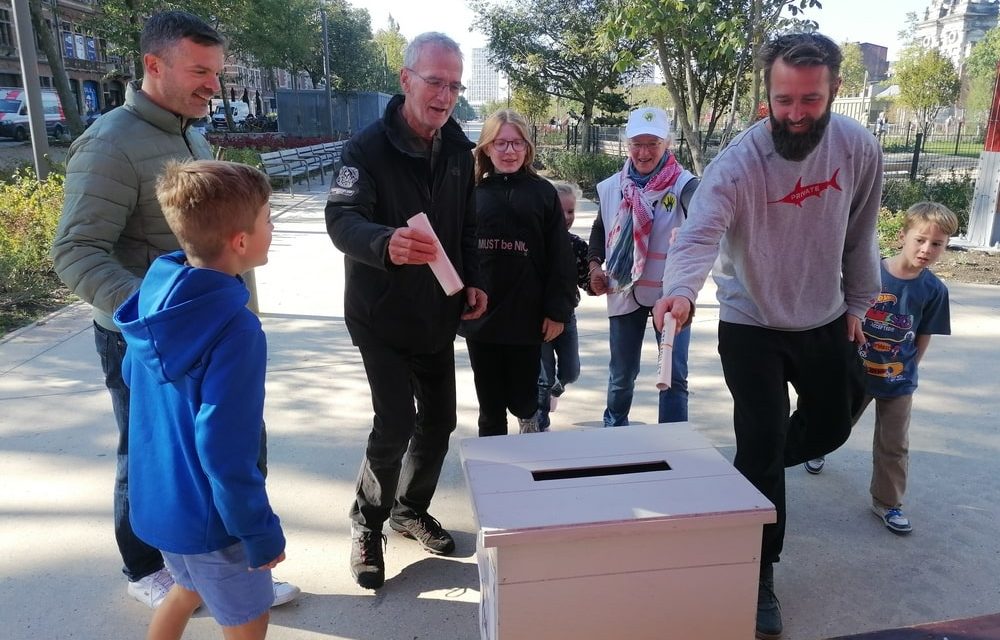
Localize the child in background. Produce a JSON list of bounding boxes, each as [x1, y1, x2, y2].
[[805, 201, 958, 536], [115, 160, 289, 639], [537, 181, 591, 431]]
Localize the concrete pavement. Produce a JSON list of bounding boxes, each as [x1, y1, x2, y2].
[[2, 184, 999, 640]]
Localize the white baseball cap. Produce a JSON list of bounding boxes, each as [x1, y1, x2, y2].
[[626, 107, 670, 139]]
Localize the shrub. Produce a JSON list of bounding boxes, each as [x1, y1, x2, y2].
[[0, 170, 70, 333], [876, 207, 906, 256], [881, 170, 974, 233], [538, 150, 624, 194]]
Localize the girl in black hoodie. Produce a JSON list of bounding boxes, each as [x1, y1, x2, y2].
[[461, 109, 576, 436]]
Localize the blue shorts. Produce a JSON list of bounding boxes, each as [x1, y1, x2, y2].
[[162, 543, 274, 627]]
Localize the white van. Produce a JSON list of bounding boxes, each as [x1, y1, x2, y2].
[[212, 101, 251, 129], [0, 88, 67, 140]]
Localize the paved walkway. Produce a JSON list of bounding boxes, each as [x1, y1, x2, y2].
[[2, 184, 999, 639]]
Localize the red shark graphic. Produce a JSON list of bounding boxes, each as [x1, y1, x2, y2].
[[768, 168, 841, 207]]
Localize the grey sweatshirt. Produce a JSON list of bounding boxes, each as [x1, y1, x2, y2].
[[662, 114, 882, 330]]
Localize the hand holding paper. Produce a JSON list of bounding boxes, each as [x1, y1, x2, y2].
[[655, 314, 677, 390], [406, 212, 464, 296]]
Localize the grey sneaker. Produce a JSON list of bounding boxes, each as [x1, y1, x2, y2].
[[350, 529, 386, 589], [389, 512, 456, 555], [756, 563, 782, 639], [271, 580, 301, 606], [872, 504, 913, 534], [804, 457, 825, 475], [126, 567, 174, 609], [518, 415, 540, 434]]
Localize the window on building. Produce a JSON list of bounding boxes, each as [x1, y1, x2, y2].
[[0, 9, 14, 48]]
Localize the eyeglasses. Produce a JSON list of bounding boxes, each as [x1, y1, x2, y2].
[[491, 139, 527, 152], [628, 141, 664, 152], [405, 68, 466, 95]]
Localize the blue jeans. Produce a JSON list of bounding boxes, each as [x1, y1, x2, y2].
[[536, 314, 581, 430], [603, 306, 691, 427], [93, 323, 164, 582]]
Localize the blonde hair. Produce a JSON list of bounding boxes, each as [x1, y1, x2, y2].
[[474, 109, 537, 184], [551, 180, 582, 201], [156, 160, 271, 262], [904, 201, 959, 237]]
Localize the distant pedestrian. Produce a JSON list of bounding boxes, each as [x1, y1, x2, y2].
[[804, 202, 958, 537], [115, 160, 290, 639]]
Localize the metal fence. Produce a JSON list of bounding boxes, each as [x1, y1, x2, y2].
[[539, 122, 984, 181]]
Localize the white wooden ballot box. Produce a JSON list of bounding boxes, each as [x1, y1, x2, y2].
[[459, 423, 776, 640]]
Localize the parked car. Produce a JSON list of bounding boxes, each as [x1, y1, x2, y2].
[[0, 87, 67, 140], [211, 102, 250, 129]]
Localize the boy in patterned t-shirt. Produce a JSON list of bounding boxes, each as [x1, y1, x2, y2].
[[806, 202, 958, 535]]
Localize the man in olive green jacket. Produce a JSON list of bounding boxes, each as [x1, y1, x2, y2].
[[51, 11, 298, 612]]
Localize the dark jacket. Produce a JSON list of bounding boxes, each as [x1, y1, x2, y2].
[[461, 170, 576, 345], [114, 252, 284, 568], [325, 95, 479, 353]]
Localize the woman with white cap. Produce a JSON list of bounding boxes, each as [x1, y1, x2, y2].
[[588, 107, 699, 427]]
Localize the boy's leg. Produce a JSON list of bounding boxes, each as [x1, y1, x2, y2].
[[505, 344, 543, 421], [871, 395, 913, 508], [553, 314, 581, 386], [221, 612, 269, 640], [146, 584, 202, 640], [658, 323, 691, 423], [537, 340, 557, 430]]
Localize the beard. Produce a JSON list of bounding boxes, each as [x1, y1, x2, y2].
[[769, 105, 832, 161]]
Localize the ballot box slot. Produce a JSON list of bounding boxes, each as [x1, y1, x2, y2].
[[531, 460, 671, 481]]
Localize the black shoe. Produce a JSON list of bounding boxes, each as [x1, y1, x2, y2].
[[389, 512, 456, 555], [756, 564, 782, 639], [350, 529, 386, 589]]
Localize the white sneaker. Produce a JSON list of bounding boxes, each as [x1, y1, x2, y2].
[[127, 567, 174, 609], [272, 580, 301, 607]]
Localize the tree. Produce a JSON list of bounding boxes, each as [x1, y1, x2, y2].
[[839, 42, 867, 97], [319, 1, 389, 91], [964, 26, 1000, 121], [452, 96, 477, 122], [894, 47, 960, 139], [511, 83, 550, 126], [605, 0, 820, 173], [28, 0, 85, 136], [472, 0, 646, 153], [374, 16, 407, 95]]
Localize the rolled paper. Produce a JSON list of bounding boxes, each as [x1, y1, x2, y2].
[[549, 394, 558, 412], [655, 315, 677, 390], [406, 212, 464, 296]]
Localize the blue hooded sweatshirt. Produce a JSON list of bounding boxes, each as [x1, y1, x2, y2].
[[114, 251, 284, 568]]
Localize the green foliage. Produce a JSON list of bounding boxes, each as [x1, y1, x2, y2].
[[373, 16, 407, 95], [880, 171, 974, 233], [511, 84, 552, 126], [0, 171, 69, 333], [539, 150, 623, 194], [876, 207, 906, 256], [894, 48, 961, 138], [839, 43, 867, 96]]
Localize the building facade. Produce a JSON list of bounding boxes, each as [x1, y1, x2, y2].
[[915, 0, 1000, 72], [467, 47, 502, 108]]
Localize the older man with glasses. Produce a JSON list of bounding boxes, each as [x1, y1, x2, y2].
[[325, 32, 487, 590], [587, 107, 699, 428]]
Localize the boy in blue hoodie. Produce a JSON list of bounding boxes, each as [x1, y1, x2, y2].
[[115, 160, 285, 639]]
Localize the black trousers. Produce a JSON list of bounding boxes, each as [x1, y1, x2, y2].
[[350, 342, 457, 531], [466, 340, 541, 437], [718, 315, 866, 565]]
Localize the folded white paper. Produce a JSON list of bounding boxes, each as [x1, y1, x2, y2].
[[655, 315, 677, 390], [406, 212, 464, 296]]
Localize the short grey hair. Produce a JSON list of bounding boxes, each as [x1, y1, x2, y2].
[[403, 32, 463, 68]]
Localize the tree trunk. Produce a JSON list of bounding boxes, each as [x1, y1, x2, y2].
[[581, 100, 594, 154], [220, 76, 235, 130], [656, 38, 705, 174], [27, 0, 85, 137]]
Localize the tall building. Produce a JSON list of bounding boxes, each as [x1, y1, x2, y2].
[[468, 47, 502, 107], [914, 0, 1000, 72]]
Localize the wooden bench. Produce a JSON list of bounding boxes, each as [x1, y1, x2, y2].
[[259, 150, 311, 195]]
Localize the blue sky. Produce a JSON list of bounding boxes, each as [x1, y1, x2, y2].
[[358, 0, 932, 76]]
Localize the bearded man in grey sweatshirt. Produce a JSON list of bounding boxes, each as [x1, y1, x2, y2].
[[654, 33, 881, 640]]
